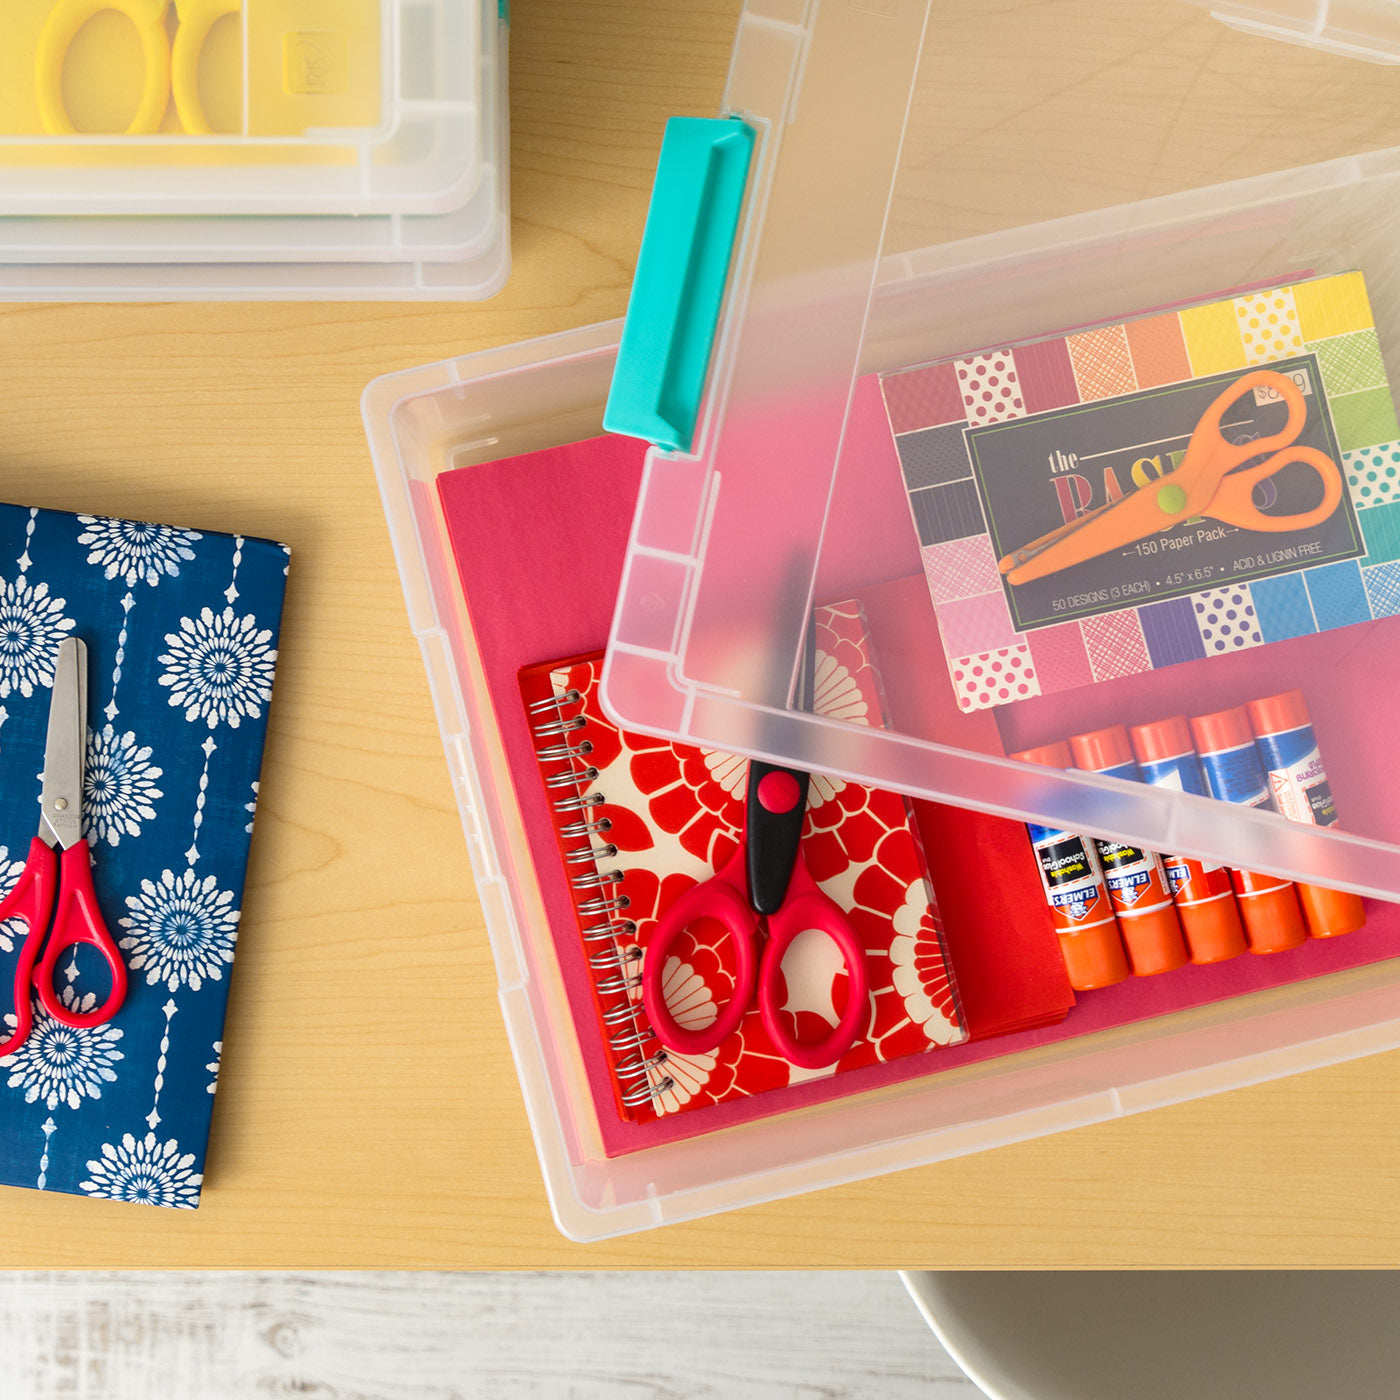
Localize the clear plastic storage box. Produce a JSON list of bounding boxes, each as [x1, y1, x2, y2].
[[0, 0, 492, 216], [603, 0, 1400, 900], [0, 0, 509, 300], [365, 0, 1400, 1239]]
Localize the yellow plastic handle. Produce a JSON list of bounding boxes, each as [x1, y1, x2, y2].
[[170, 0, 242, 135], [36, 0, 174, 136]]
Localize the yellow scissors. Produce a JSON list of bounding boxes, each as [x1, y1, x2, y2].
[[37, 0, 241, 135], [999, 369, 1345, 586]]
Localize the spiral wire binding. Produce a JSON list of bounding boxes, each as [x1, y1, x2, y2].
[[532, 681, 673, 1109]]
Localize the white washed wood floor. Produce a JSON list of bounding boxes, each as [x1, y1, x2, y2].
[[0, 1272, 979, 1399]]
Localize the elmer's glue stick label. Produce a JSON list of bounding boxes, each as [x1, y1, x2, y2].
[[1246, 690, 1366, 938], [1012, 741, 1128, 990], [1025, 822, 1128, 989], [1189, 707, 1307, 954], [1128, 716, 1247, 964], [1067, 726, 1187, 976]]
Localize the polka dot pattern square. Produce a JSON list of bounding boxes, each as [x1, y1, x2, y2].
[[950, 645, 1040, 712], [1192, 584, 1263, 655], [1235, 287, 1303, 365], [953, 352, 1025, 426], [1344, 441, 1400, 510]]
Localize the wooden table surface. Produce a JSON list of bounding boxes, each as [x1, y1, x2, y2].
[[3, 0, 1400, 1266]]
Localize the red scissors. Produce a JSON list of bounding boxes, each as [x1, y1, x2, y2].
[[999, 369, 1345, 585], [640, 626, 869, 1070], [0, 638, 127, 1058]]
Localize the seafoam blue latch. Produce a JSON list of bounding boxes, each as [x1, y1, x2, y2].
[[603, 115, 756, 454]]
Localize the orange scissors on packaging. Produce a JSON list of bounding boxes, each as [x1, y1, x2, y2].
[[999, 368, 1345, 586]]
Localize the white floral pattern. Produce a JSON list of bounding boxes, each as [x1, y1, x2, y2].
[[79, 1131, 202, 1209], [158, 607, 277, 729], [0, 844, 25, 955], [0, 575, 75, 699], [76, 516, 202, 588], [118, 868, 241, 992], [0, 985, 124, 1111], [206, 1041, 221, 1095], [84, 725, 164, 848]]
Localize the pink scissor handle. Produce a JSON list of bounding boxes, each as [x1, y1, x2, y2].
[[757, 860, 870, 1070], [0, 838, 59, 1058], [641, 849, 759, 1058], [35, 843, 127, 1031]]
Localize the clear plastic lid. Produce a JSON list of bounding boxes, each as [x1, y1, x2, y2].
[[603, 0, 1400, 899], [0, 0, 493, 216]]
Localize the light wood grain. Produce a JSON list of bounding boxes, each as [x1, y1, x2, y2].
[[2, 0, 1400, 1265], [0, 1272, 974, 1399]]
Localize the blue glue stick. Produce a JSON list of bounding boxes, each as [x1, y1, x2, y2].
[[1189, 706, 1307, 954], [1245, 690, 1366, 938]]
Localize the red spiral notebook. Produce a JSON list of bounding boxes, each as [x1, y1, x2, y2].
[[519, 601, 967, 1125]]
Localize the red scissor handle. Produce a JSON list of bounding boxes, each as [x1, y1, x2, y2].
[[757, 860, 869, 1070], [0, 837, 59, 1058], [641, 848, 759, 1058], [35, 843, 128, 1030]]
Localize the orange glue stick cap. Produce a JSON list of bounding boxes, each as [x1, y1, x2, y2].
[[1188, 705, 1255, 755], [1245, 688, 1310, 736], [1067, 724, 1134, 773], [1011, 740, 1073, 769], [1128, 714, 1194, 766]]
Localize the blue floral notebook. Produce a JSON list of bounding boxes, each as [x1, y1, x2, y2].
[[0, 504, 287, 1209]]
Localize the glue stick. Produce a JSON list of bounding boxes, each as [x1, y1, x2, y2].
[[1126, 716, 1248, 964], [1066, 726, 1189, 976], [1189, 707, 1307, 954], [1245, 690, 1366, 939], [1011, 742, 1128, 990]]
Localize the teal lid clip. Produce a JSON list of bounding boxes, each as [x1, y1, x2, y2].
[[604, 116, 756, 454]]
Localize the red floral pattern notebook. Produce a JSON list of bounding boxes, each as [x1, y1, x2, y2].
[[519, 602, 966, 1125]]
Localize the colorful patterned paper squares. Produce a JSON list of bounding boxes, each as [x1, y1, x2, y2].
[[1180, 298, 1248, 377], [909, 478, 985, 547], [1015, 337, 1080, 414], [1138, 596, 1206, 667], [1236, 287, 1303, 365], [1250, 572, 1317, 643], [935, 590, 1018, 657], [1330, 387, 1400, 452], [1344, 442, 1400, 510], [882, 360, 965, 433], [920, 536, 1001, 605], [1192, 584, 1262, 655], [1360, 499, 1400, 565], [1304, 560, 1370, 630], [1026, 621, 1094, 693], [1082, 609, 1151, 682], [1293, 270, 1374, 343], [950, 645, 1040, 712], [1313, 329, 1388, 398], [1066, 325, 1137, 401], [953, 352, 1026, 425], [1362, 561, 1400, 620], [896, 423, 973, 490], [1125, 312, 1191, 388]]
